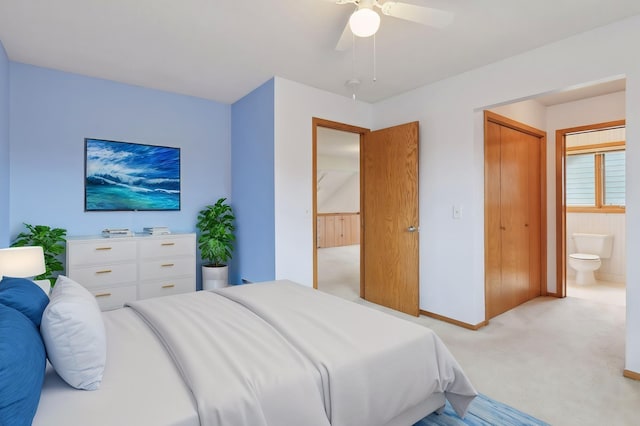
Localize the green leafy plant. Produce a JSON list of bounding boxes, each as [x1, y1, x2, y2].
[[11, 223, 67, 284], [196, 198, 236, 267]]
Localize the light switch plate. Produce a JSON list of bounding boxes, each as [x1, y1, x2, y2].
[[453, 205, 462, 219]]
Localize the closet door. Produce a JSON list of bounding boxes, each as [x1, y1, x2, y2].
[[485, 112, 544, 320], [500, 126, 533, 309]]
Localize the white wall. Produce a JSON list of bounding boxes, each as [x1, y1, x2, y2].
[[317, 154, 359, 171], [273, 77, 372, 286], [318, 171, 359, 213], [489, 99, 548, 130], [317, 153, 360, 213], [371, 15, 640, 373]]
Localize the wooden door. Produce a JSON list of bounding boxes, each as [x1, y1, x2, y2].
[[340, 215, 352, 245], [362, 122, 419, 316], [316, 216, 325, 248], [350, 214, 360, 245], [485, 111, 545, 319], [335, 215, 346, 246], [500, 126, 533, 309], [323, 215, 338, 247]]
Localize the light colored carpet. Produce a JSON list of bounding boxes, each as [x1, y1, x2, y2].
[[317, 246, 640, 426]]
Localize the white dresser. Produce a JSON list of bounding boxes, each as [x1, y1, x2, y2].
[[66, 233, 196, 311]]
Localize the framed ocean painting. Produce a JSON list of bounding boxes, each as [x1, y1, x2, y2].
[[85, 138, 181, 211]]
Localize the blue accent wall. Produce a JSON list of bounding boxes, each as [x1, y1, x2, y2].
[[230, 79, 275, 284], [0, 41, 9, 247], [9, 63, 231, 288]]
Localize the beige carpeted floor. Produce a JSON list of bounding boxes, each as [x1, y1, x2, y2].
[[317, 245, 640, 426]]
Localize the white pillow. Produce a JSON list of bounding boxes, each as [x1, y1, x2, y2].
[[40, 275, 106, 390]]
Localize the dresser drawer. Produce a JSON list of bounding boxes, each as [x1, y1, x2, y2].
[[67, 240, 137, 266], [138, 277, 195, 300], [139, 236, 195, 259], [90, 285, 137, 311], [67, 263, 137, 288], [65, 233, 195, 310], [139, 257, 195, 281]]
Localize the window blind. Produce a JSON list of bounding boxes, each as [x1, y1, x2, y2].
[[604, 151, 625, 206], [566, 154, 595, 206]]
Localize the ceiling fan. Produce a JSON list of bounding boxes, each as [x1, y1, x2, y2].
[[327, 0, 454, 51]]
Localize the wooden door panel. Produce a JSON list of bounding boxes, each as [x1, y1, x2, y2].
[[500, 126, 531, 309], [341, 215, 351, 246], [528, 134, 542, 299], [485, 121, 504, 318], [333, 215, 343, 246], [317, 216, 325, 248], [325, 216, 336, 247], [363, 122, 419, 316], [352, 214, 361, 244]]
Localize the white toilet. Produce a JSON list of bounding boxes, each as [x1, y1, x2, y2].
[[569, 233, 613, 286]]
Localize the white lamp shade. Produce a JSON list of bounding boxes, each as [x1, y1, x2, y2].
[[349, 8, 381, 38], [0, 246, 46, 278]]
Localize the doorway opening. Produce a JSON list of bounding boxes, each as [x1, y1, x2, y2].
[[556, 120, 626, 307], [312, 118, 368, 300]]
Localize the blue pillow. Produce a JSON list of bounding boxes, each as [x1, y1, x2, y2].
[[0, 277, 49, 327], [0, 303, 46, 426]]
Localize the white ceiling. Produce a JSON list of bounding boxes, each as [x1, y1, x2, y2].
[[0, 1, 639, 104]]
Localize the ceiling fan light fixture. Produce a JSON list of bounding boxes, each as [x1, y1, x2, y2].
[[349, 8, 380, 37]]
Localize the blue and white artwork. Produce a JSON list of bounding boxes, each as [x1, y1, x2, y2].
[[85, 138, 181, 211]]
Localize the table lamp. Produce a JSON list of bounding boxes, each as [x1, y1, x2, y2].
[[0, 246, 50, 293]]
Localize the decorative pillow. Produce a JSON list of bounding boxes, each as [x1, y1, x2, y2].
[[0, 303, 46, 426], [40, 275, 106, 390], [0, 276, 49, 327]]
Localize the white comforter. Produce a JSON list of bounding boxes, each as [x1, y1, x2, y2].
[[127, 291, 330, 426], [216, 281, 477, 426], [128, 280, 476, 426]]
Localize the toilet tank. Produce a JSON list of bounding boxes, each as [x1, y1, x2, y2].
[[572, 233, 613, 259]]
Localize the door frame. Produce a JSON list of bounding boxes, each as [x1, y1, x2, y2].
[[554, 119, 626, 297], [484, 111, 548, 321], [312, 117, 369, 296]]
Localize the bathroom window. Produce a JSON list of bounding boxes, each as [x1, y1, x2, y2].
[[566, 153, 596, 207], [566, 144, 625, 213], [603, 151, 625, 206]]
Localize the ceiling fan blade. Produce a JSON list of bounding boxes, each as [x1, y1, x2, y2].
[[335, 20, 353, 51], [323, 0, 356, 4], [380, 2, 454, 28]]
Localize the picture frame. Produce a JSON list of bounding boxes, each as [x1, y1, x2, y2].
[[84, 138, 181, 211]]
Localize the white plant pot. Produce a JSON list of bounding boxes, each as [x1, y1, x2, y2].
[[202, 265, 229, 290]]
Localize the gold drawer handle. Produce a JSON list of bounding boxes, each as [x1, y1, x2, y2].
[[95, 293, 112, 298], [96, 247, 112, 251], [162, 284, 175, 289], [161, 242, 175, 246], [161, 263, 175, 267], [96, 269, 112, 274]]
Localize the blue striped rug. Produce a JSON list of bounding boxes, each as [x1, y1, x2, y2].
[[414, 393, 550, 426]]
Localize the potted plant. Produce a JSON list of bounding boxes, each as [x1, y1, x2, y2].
[[196, 198, 235, 289], [11, 223, 67, 286]]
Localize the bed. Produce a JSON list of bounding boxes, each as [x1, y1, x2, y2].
[[4, 277, 477, 426]]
